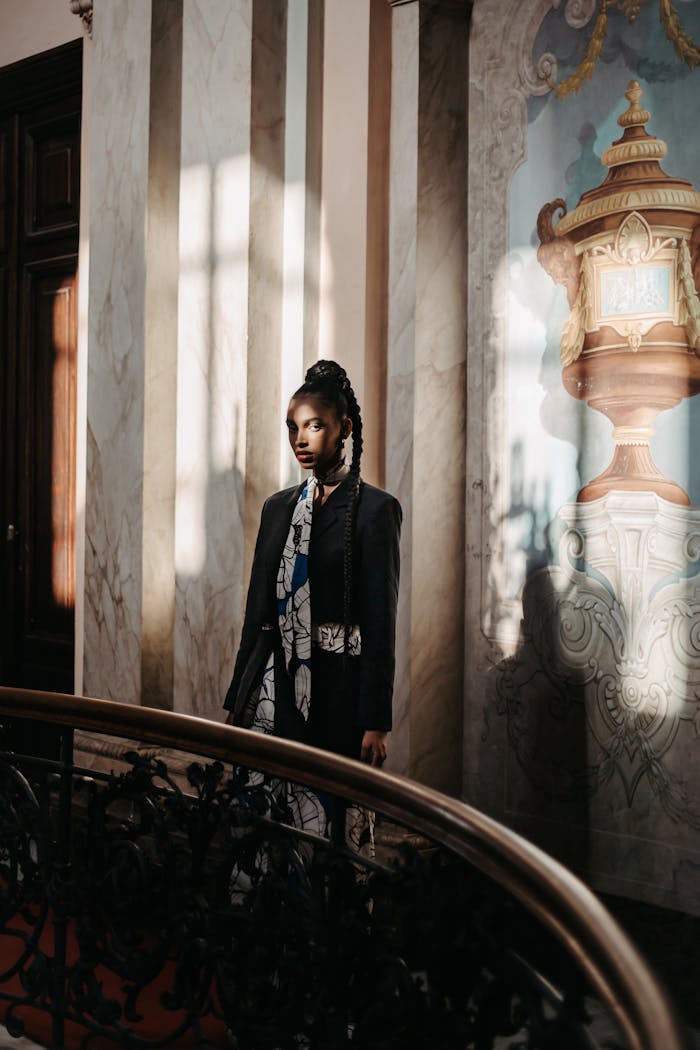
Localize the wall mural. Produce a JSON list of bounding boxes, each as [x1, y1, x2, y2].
[[494, 494, 700, 826], [504, 0, 700, 596], [470, 0, 700, 908]]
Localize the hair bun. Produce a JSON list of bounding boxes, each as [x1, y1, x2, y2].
[[305, 359, 348, 389]]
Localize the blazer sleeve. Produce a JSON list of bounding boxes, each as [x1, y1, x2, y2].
[[356, 493, 402, 731], [223, 498, 275, 712]]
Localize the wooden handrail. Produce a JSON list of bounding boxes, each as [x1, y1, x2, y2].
[[0, 685, 689, 1050]]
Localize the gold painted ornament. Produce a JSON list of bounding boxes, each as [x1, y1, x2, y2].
[[538, 82, 700, 504]]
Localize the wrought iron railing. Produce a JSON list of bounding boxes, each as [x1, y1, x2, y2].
[[0, 686, 688, 1050]]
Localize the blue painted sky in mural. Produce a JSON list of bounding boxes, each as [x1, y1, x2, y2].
[[505, 0, 700, 597]]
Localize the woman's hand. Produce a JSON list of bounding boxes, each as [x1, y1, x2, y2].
[[361, 730, 388, 767]]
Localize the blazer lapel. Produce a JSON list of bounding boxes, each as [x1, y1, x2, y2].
[[312, 482, 352, 541], [267, 483, 304, 565]]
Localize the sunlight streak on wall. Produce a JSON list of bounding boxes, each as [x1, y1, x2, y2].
[[175, 163, 211, 577], [211, 154, 249, 477], [280, 0, 308, 487], [317, 0, 370, 400], [74, 37, 92, 696]]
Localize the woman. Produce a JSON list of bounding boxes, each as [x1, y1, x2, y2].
[[224, 360, 401, 776]]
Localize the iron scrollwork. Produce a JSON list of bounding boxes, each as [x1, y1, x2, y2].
[[0, 730, 623, 1048]]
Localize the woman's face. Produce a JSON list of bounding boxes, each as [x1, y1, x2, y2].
[[286, 395, 351, 474]]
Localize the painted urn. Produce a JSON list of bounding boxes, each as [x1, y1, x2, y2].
[[538, 80, 700, 505]]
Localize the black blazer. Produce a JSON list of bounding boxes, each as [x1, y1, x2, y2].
[[224, 479, 402, 732]]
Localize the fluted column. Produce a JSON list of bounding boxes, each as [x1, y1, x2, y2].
[[386, 0, 469, 792]]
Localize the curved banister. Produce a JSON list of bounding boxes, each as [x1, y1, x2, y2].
[[0, 685, 689, 1050]]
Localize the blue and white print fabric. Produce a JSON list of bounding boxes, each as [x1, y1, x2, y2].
[[239, 478, 374, 861], [312, 622, 362, 656], [238, 478, 330, 851], [276, 476, 316, 722]]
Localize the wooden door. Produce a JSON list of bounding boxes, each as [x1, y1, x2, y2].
[[0, 41, 82, 693]]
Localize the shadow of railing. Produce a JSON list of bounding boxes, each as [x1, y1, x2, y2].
[[0, 687, 689, 1050]]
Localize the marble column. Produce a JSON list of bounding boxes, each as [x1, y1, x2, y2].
[[244, 0, 287, 583], [363, 0, 392, 488], [318, 0, 370, 399], [302, 0, 323, 373], [172, 0, 254, 718], [83, 0, 153, 703], [386, 0, 469, 792], [141, 0, 183, 709]]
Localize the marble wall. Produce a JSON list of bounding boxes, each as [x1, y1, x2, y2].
[[83, 0, 152, 703], [82, 0, 256, 718], [23, 0, 700, 918], [172, 0, 253, 718], [76, 0, 470, 792], [141, 0, 182, 710], [386, 0, 469, 793]]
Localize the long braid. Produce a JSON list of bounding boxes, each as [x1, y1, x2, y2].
[[341, 378, 362, 656], [294, 360, 364, 658]]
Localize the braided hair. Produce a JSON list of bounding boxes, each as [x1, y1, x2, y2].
[[293, 360, 363, 657]]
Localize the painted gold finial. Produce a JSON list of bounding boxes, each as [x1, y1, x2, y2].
[[618, 80, 650, 127], [601, 80, 667, 171]]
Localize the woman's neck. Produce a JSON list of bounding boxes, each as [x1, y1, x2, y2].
[[314, 454, 347, 486], [313, 464, 349, 506]]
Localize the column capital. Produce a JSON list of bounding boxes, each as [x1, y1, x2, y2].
[[69, 0, 93, 37]]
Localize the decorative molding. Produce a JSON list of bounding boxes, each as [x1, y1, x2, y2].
[[556, 187, 700, 236], [467, 0, 562, 652], [69, 0, 93, 37], [0, 39, 82, 118], [602, 137, 667, 169], [564, 0, 596, 29], [490, 493, 700, 826]]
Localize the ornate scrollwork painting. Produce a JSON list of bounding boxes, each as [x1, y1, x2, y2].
[[491, 495, 700, 827]]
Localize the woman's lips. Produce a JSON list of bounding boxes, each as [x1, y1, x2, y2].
[[296, 452, 314, 463]]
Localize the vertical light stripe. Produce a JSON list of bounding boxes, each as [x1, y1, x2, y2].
[[74, 39, 92, 696], [280, 0, 308, 488], [318, 0, 370, 403]]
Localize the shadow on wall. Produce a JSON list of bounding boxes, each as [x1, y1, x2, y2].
[[171, 152, 250, 723], [484, 440, 590, 874], [485, 481, 700, 892]]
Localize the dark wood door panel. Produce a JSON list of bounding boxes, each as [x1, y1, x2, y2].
[[20, 259, 76, 625], [0, 41, 81, 693], [0, 128, 7, 253], [0, 261, 10, 687], [18, 261, 77, 691], [0, 117, 18, 688], [23, 110, 80, 240]]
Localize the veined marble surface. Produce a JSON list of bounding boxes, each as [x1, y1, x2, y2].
[[386, 2, 418, 781], [385, 2, 468, 794], [173, 0, 252, 718], [83, 0, 152, 703]]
